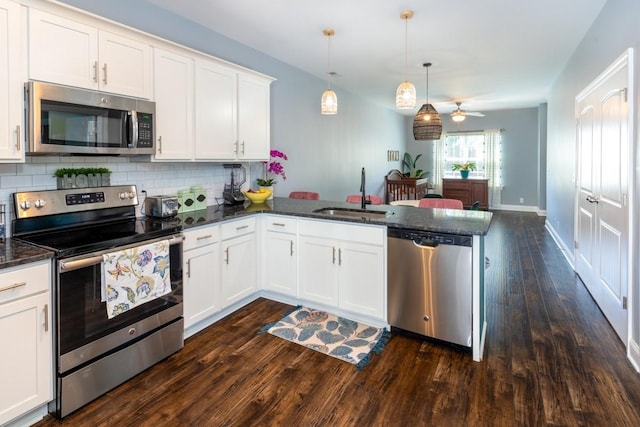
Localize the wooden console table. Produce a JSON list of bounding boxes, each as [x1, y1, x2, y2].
[[442, 178, 489, 210], [385, 170, 428, 203]]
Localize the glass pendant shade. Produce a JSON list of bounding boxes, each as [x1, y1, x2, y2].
[[451, 111, 466, 122], [396, 81, 417, 109], [321, 89, 338, 114], [413, 103, 442, 140]]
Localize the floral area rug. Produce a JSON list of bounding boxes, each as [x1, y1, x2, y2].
[[260, 306, 390, 370]]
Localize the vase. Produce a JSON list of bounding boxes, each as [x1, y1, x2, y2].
[[259, 185, 274, 200], [460, 170, 469, 179]]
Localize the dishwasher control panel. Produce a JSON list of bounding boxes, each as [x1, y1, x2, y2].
[[388, 228, 472, 247]]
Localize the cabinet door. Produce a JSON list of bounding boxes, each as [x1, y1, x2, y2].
[[153, 48, 194, 160], [264, 231, 297, 296], [195, 59, 237, 159], [222, 232, 257, 307], [98, 31, 151, 98], [338, 241, 385, 319], [237, 72, 270, 160], [183, 242, 221, 328], [28, 9, 98, 90], [0, 0, 23, 161], [0, 292, 52, 425], [298, 235, 338, 306]]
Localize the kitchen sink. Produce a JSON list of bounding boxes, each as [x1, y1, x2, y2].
[[312, 207, 394, 220]]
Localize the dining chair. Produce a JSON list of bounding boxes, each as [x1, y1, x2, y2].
[[289, 191, 320, 200], [390, 200, 420, 207], [418, 198, 464, 210], [346, 194, 384, 205]]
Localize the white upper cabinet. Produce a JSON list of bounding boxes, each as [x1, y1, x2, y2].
[[237, 71, 271, 160], [0, 0, 24, 161], [28, 9, 151, 98], [153, 48, 194, 160]]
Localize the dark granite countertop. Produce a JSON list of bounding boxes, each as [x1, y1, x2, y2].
[[0, 238, 54, 270], [164, 197, 493, 236]]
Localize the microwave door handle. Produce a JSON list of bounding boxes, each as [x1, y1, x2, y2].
[[128, 111, 139, 148]]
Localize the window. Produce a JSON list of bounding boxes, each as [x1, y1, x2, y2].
[[433, 130, 502, 207]]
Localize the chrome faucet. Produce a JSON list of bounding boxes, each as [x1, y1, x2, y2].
[[360, 167, 368, 209]]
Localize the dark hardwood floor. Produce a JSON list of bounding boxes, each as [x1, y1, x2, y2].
[[34, 211, 640, 426]]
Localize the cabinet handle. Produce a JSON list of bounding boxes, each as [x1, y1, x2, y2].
[[272, 222, 285, 227], [236, 225, 248, 231], [102, 63, 108, 84], [15, 125, 21, 151], [196, 234, 213, 240], [0, 281, 27, 293], [225, 247, 229, 264], [157, 136, 162, 153], [43, 304, 49, 332], [290, 240, 294, 256], [338, 248, 342, 266], [186, 259, 191, 278], [234, 140, 239, 155], [241, 141, 245, 155], [332, 247, 336, 264], [93, 61, 98, 82]]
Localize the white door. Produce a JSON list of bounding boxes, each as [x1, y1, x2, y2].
[[575, 50, 630, 342]]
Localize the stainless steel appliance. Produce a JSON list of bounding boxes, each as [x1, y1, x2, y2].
[[26, 81, 155, 156], [387, 228, 473, 347], [12, 185, 183, 418], [143, 195, 179, 218], [222, 164, 246, 205]]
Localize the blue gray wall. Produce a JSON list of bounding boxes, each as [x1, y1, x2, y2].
[[405, 106, 544, 209]]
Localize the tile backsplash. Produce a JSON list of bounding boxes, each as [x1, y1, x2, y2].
[[0, 156, 256, 235]]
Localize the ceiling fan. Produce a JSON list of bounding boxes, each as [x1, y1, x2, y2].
[[450, 102, 485, 122]]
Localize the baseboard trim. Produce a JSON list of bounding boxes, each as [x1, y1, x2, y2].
[[492, 204, 544, 214], [544, 219, 575, 269], [628, 339, 640, 373]]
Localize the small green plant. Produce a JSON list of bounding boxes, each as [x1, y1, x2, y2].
[[402, 153, 428, 178], [451, 161, 477, 171], [54, 167, 111, 177]]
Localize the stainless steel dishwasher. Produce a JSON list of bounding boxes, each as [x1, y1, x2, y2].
[[387, 228, 473, 347]]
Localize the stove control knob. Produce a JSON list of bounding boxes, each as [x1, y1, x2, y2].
[[20, 200, 31, 210], [128, 191, 136, 199], [34, 199, 46, 209]]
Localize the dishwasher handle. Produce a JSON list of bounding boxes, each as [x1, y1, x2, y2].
[[414, 238, 439, 248]]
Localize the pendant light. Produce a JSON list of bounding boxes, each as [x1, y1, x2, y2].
[[413, 62, 442, 140], [321, 29, 338, 115], [396, 10, 416, 109]]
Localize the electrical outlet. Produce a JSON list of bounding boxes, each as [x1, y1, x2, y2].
[[519, 197, 524, 204]]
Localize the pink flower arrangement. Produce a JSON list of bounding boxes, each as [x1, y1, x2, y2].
[[257, 149, 288, 186]]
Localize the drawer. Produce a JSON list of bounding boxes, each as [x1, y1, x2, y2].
[[221, 217, 256, 240], [264, 215, 297, 233], [0, 260, 51, 305], [183, 224, 220, 251], [298, 219, 384, 246]]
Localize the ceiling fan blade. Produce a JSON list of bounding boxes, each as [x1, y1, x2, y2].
[[465, 111, 485, 117]]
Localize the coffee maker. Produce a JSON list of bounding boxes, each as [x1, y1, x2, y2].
[[222, 164, 246, 205]]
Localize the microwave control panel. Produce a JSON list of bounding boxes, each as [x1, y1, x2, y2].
[[137, 113, 153, 148]]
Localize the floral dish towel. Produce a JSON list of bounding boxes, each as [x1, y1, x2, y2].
[[101, 240, 171, 319]]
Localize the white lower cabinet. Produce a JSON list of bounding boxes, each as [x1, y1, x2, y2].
[[183, 225, 221, 329], [0, 260, 52, 426], [221, 218, 257, 307], [263, 215, 298, 297], [298, 219, 386, 321]]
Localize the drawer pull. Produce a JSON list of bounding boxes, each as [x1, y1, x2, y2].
[[0, 281, 27, 293], [290, 240, 294, 256], [186, 259, 191, 278], [236, 225, 249, 231], [272, 222, 286, 227], [196, 234, 213, 241]]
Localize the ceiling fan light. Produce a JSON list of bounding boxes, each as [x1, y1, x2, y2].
[[451, 111, 466, 122], [396, 81, 417, 109], [413, 103, 442, 140], [321, 89, 338, 115]]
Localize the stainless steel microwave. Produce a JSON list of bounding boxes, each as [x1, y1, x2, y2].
[[26, 81, 155, 156]]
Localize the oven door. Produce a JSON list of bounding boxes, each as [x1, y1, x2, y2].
[[55, 235, 183, 374]]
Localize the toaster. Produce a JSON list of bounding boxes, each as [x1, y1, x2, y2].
[[144, 195, 179, 218]]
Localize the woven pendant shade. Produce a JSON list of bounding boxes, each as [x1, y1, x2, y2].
[[413, 103, 442, 140]]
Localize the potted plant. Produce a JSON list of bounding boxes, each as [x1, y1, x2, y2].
[[54, 167, 111, 189], [256, 149, 287, 200], [452, 161, 476, 179], [402, 153, 428, 178]]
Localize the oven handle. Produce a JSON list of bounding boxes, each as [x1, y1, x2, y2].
[[59, 234, 184, 272]]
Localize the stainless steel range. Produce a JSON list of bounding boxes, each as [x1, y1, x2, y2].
[[12, 185, 184, 418]]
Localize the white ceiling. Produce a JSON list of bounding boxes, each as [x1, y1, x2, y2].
[[145, 0, 607, 116]]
